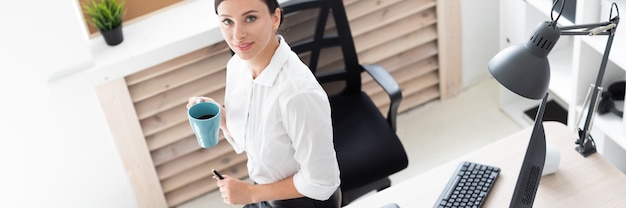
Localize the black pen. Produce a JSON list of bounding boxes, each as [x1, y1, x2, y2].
[[212, 169, 224, 180]]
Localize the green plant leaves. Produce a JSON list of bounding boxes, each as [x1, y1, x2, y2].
[[83, 0, 126, 31]]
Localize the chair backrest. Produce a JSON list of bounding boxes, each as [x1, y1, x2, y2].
[[281, 0, 363, 95], [281, 1, 408, 205]]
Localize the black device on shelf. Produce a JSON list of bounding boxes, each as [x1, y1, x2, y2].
[[598, 81, 625, 118], [524, 100, 568, 124]]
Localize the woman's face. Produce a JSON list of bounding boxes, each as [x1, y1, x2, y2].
[[217, 0, 281, 61]]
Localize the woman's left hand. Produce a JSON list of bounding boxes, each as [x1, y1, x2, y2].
[[215, 174, 256, 205]]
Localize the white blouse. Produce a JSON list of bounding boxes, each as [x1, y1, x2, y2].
[[222, 35, 340, 200]]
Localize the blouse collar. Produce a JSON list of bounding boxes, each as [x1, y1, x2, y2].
[[253, 35, 290, 87]]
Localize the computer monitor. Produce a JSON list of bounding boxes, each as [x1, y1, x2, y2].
[[509, 93, 548, 207]]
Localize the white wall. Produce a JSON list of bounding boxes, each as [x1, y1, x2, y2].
[[0, 0, 500, 207], [0, 0, 136, 207], [461, 0, 501, 88]]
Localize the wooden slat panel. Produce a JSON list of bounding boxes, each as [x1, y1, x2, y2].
[[436, 0, 462, 98], [283, 0, 412, 41], [156, 141, 235, 180], [140, 88, 225, 137], [151, 136, 226, 166], [353, 8, 436, 52], [367, 68, 439, 109], [369, 85, 440, 116], [283, 0, 407, 36], [128, 51, 230, 103], [343, 0, 360, 6], [299, 30, 436, 77], [369, 42, 439, 81], [134, 67, 227, 121], [165, 162, 249, 207], [125, 42, 229, 86], [146, 122, 193, 151], [399, 85, 440, 113], [350, 0, 436, 37], [161, 151, 247, 193], [367, 70, 440, 115], [316, 38, 437, 78], [282, 7, 318, 29], [152, 135, 212, 166], [151, 136, 199, 166], [344, 0, 404, 21], [363, 54, 437, 94], [382, 71, 440, 112], [134, 71, 226, 121], [363, 55, 438, 95], [358, 26, 438, 64], [400, 71, 440, 96], [286, 2, 436, 74], [360, 42, 438, 88], [140, 105, 187, 137], [96, 78, 168, 208]]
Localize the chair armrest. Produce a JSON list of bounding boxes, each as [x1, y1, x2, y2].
[[362, 64, 402, 131]]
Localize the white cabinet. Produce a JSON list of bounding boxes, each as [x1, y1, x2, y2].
[[498, 0, 626, 173]]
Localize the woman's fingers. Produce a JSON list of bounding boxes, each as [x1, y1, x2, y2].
[[186, 96, 219, 109]]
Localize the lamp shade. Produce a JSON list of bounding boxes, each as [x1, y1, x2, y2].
[[488, 21, 561, 100], [488, 46, 550, 99]]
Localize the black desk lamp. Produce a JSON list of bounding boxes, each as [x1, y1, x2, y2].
[[488, 0, 619, 207]]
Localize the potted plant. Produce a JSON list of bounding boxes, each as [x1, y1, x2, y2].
[[82, 0, 126, 46]]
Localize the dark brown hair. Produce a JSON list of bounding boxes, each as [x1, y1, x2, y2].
[[214, 0, 283, 25]]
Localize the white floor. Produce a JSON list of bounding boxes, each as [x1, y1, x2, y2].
[[177, 78, 523, 208]]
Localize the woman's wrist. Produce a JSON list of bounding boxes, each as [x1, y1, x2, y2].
[[249, 184, 261, 204]]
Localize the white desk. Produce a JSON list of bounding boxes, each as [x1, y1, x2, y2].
[[346, 122, 626, 207]]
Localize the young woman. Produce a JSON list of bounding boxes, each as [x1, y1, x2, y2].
[[186, 0, 341, 207]]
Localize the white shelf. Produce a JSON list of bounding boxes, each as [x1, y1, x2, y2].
[[526, 0, 574, 26], [548, 42, 574, 103], [582, 35, 626, 71], [501, 0, 626, 172], [596, 114, 626, 149]]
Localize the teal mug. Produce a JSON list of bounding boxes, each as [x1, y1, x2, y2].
[[188, 99, 221, 148]]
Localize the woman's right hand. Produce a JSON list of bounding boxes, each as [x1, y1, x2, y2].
[[187, 96, 228, 131], [215, 174, 256, 205]]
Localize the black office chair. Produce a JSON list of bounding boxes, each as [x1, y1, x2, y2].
[[281, 0, 409, 206]]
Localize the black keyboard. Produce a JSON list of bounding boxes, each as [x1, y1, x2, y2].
[[434, 161, 501, 208]]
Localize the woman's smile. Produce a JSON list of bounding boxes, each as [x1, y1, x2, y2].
[[234, 42, 254, 52]]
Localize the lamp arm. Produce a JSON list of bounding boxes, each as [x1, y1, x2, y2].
[[559, 19, 618, 36], [561, 31, 612, 36], [559, 21, 613, 31], [575, 27, 617, 157]]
